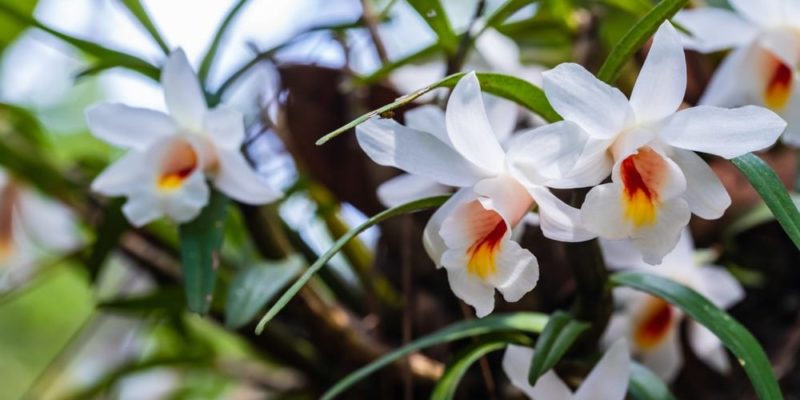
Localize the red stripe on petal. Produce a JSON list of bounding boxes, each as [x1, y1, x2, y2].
[[765, 59, 793, 110], [466, 215, 506, 280], [158, 139, 199, 191], [634, 297, 675, 350], [621, 147, 666, 227]]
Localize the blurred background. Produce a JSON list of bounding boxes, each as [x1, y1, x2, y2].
[[0, 0, 798, 399]]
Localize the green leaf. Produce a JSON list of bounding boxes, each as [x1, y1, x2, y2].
[[611, 271, 783, 400], [198, 0, 250, 84], [317, 72, 560, 145], [0, 3, 160, 80], [596, 0, 689, 84], [484, 0, 539, 30], [117, 0, 170, 54], [527, 311, 589, 385], [726, 192, 800, 239], [321, 312, 549, 400], [255, 195, 449, 333], [179, 189, 229, 314], [225, 255, 303, 329], [0, 0, 37, 53], [407, 0, 459, 54], [731, 153, 800, 249], [431, 334, 531, 400], [628, 362, 677, 400], [85, 199, 129, 281], [98, 287, 186, 315]]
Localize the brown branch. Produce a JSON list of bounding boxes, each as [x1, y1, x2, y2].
[[361, 0, 389, 64]]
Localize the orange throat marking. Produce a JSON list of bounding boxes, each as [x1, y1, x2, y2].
[[620, 151, 659, 227], [466, 220, 506, 280], [765, 59, 793, 110], [157, 141, 199, 191], [634, 297, 675, 350]]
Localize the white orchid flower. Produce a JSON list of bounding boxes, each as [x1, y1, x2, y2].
[[86, 49, 281, 227], [540, 21, 786, 264], [675, 0, 800, 146], [600, 230, 745, 381], [357, 72, 594, 317], [0, 170, 81, 286], [376, 104, 515, 207], [502, 339, 630, 400]]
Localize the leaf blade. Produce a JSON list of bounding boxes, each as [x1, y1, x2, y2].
[[611, 271, 783, 400], [731, 153, 800, 249], [198, 0, 250, 84], [596, 0, 689, 84], [527, 311, 589, 385], [321, 312, 549, 400], [628, 361, 677, 400], [118, 0, 170, 54], [316, 72, 560, 145], [407, 0, 459, 54], [179, 189, 229, 314], [225, 256, 303, 329], [255, 195, 450, 333]]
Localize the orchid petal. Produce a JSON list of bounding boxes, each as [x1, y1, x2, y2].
[[641, 330, 682, 381], [728, 0, 783, 28], [17, 191, 80, 251], [699, 46, 759, 107], [377, 174, 448, 208], [213, 149, 281, 205], [91, 151, 149, 196], [575, 339, 630, 400], [542, 63, 631, 139], [688, 321, 731, 373], [581, 183, 633, 240], [423, 188, 474, 266], [529, 186, 595, 242], [502, 345, 573, 400], [670, 149, 731, 219], [356, 118, 488, 187], [661, 105, 786, 159], [632, 198, 691, 265], [404, 105, 449, 144], [205, 106, 245, 150], [86, 104, 176, 151], [445, 72, 506, 173], [162, 49, 207, 131], [630, 22, 686, 124], [444, 267, 496, 317], [506, 121, 599, 188], [674, 8, 758, 52], [697, 266, 745, 309]]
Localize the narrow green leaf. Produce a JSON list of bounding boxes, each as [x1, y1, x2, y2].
[[85, 199, 129, 281], [198, 0, 250, 84], [179, 189, 229, 314], [98, 287, 186, 315], [118, 0, 170, 54], [731, 153, 800, 249], [255, 195, 450, 333], [484, 0, 539, 30], [0, 3, 160, 80], [317, 72, 560, 145], [407, 0, 459, 54], [596, 0, 689, 84], [225, 255, 303, 329], [431, 334, 531, 400], [321, 312, 549, 400], [357, 42, 442, 85], [611, 271, 783, 400], [628, 362, 677, 400], [0, 0, 38, 53], [527, 311, 589, 385]]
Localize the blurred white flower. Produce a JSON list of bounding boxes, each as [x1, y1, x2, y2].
[[540, 21, 785, 264], [675, 0, 800, 146], [0, 169, 80, 285], [86, 49, 281, 227], [357, 72, 595, 317], [601, 230, 745, 381], [502, 339, 630, 400]]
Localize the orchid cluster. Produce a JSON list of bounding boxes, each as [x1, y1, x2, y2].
[[356, 21, 784, 318], [5, 0, 799, 397]]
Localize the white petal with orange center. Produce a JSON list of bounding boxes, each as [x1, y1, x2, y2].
[[761, 50, 794, 110]]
